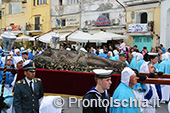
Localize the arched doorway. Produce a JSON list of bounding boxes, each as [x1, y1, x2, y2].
[[140, 12, 147, 23]]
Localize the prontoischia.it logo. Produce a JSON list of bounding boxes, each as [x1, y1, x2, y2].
[[53, 97, 160, 108]]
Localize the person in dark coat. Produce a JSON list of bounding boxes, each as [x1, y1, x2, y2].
[[83, 69, 112, 113], [14, 61, 44, 113]]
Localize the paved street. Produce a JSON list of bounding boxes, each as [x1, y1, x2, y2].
[[157, 103, 169, 113], [62, 98, 82, 113], [62, 98, 169, 113]]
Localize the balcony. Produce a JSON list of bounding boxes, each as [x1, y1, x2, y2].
[[25, 24, 43, 35], [127, 21, 154, 36], [26, 24, 43, 30], [124, 0, 160, 6]]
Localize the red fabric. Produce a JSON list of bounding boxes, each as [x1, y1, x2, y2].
[[17, 69, 121, 96]]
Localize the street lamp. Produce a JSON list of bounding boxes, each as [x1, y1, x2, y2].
[[0, 26, 16, 100], [52, 31, 60, 49]]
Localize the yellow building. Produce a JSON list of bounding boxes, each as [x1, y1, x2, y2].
[[125, 0, 161, 51], [1, 0, 51, 36]]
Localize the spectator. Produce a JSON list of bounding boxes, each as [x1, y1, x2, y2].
[[118, 40, 126, 52], [142, 47, 149, 61], [160, 44, 166, 53], [157, 46, 164, 56], [32, 46, 39, 56], [150, 47, 156, 53], [113, 48, 119, 56], [14, 49, 21, 56], [133, 45, 139, 52], [128, 47, 134, 62], [71, 46, 76, 51], [168, 48, 170, 53]]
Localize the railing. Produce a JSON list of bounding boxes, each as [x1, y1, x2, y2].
[[123, 0, 160, 5], [127, 21, 154, 33], [26, 24, 43, 30]]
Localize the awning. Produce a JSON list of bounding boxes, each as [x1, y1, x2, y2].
[[60, 31, 95, 42], [11, 31, 24, 35], [92, 31, 128, 42], [29, 36, 38, 41], [25, 30, 43, 35], [39, 32, 58, 43], [15, 35, 31, 42]]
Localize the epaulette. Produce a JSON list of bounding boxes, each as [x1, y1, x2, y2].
[[35, 78, 41, 82], [17, 79, 26, 84], [22, 79, 26, 84], [17, 80, 21, 84], [37, 78, 41, 81]]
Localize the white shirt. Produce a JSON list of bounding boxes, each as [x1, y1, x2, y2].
[[25, 77, 34, 91], [119, 42, 126, 51]]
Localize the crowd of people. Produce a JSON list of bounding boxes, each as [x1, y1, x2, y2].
[[81, 41, 170, 113], [0, 40, 170, 113], [0, 45, 46, 113]]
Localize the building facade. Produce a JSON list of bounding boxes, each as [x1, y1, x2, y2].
[[160, 0, 170, 49], [50, 0, 80, 35], [1, 0, 50, 36], [81, 0, 126, 35], [125, 0, 161, 51]]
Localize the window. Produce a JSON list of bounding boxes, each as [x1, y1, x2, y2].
[[59, 0, 63, 6], [61, 19, 66, 26], [37, 0, 46, 5], [43, 0, 46, 4], [37, 0, 40, 5], [9, 2, 21, 14], [22, 0, 27, 3], [102, 13, 109, 19], [67, 0, 78, 5], [2, 10, 5, 16], [140, 12, 147, 23], [35, 17, 40, 30], [10, 23, 14, 26], [33, 0, 36, 6], [22, 8, 26, 12]]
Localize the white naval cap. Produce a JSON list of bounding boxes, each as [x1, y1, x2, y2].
[[93, 69, 112, 78], [148, 53, 158, 56]]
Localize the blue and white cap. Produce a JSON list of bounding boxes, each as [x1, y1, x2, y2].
[[21, 50, 29, 54]]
